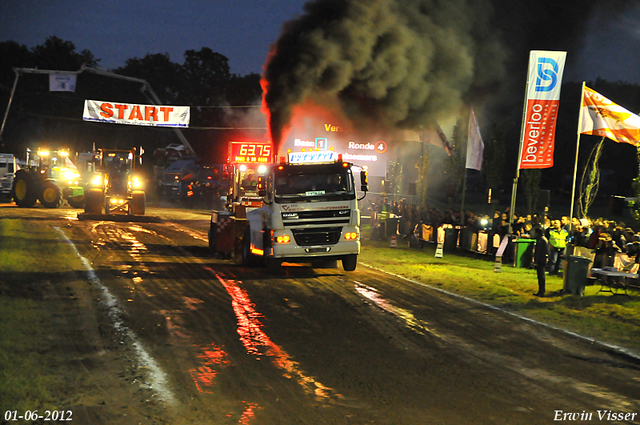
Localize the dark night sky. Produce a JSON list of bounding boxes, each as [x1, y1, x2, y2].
[[0, 0, 307, 76], [1, 0, 639, 83]]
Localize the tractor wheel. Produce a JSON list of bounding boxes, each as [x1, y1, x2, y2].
[[131, 191, 146, 215], [84, 189, 104, 214], [12, 170, 37, 207], [342, 254, 358, 272], [67, 194, 85, 209], [39, 181, 62, 208]]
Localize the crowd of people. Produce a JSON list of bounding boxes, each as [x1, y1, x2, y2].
[[366, 195, 640, 271]]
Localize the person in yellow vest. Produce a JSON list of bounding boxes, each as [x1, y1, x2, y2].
[[548, 219, 568, 275]]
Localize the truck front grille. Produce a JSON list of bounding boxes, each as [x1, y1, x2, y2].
[[291, 227, 342, 246], [282, 209, 350, 227]]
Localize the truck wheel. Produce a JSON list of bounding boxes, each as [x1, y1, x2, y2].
[[131, 191, 146, 215], [67, 195, 85, 209], [12, 170, 37, 207], [84, 189, 103, 214], [208, 222, 217, 251], [242, 229, 256, 267], [265, 256, 281, 273], [39, 181, 62, 208], [342, 255, 358, 272]]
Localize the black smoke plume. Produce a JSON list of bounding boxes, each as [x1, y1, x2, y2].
[[262, 0, 506, 147], [262, 0, 633, 148]]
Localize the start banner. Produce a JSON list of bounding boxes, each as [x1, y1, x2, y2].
[[518, 50, 566, 169], [83, 100, 190, 127]]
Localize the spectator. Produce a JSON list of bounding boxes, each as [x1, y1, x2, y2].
[[533, 227, 549, 297], [612, 226, 627, 252], [594, 233, 620, 268], [548, 219, 568, 275], [541, 215, 551, 232], [561, 216, 571, 232], [571, 220, 588, 247], [588, 221, 604, 249]]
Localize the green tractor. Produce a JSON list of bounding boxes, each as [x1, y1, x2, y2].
[[11, 149, 84, 208], [84, 148, 146, 216]]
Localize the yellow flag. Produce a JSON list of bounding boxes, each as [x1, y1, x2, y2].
[[580, 86, 640, 146]]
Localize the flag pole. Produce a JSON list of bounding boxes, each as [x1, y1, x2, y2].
[[509, 73, 532, 233], [460, 108, 471, 226], [569, 81, 586, 232], [460, 169, 467, 226]]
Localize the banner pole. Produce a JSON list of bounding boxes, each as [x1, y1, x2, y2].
[[0, 69, 21, 143], [460, 169, 467, 226], [569, 81, 586, 232], [509, 61, 532, 234]]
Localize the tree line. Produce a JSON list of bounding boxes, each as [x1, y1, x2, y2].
[[0, 36, 263, 162], [2, 36, 640, 215]]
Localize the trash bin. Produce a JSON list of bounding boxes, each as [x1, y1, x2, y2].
[[459, 228, 474, 251], [513, 238, 535, 268], [565, 255, 592, 295], [386, 217, 399, 238], [443, 228, 459, 252]]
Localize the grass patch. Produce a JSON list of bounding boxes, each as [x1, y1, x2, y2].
[[361, 239, 640, 353], [0, 219, 79, 413], [0, 298, 60, 413]]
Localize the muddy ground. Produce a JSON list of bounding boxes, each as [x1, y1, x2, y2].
[[1, 204, 640, 425]]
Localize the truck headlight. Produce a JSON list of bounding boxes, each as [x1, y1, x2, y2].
[[344, 232, 358, 240], [132, 176, 143, 188], [276, 235, 291, 244]]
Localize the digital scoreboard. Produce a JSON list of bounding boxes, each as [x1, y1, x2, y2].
[[228, 141, 274, 164]]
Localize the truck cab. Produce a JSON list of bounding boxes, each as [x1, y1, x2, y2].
[[246, 151, 368, 271]]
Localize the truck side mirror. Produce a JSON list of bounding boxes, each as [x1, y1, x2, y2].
[[360, 170, 368, 192], [258, 176, 266, 197]]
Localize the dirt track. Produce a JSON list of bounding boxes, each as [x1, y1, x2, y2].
[[2, 204, 640, 424]]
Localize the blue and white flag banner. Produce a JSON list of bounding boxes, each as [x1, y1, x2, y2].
[[49, 73, 77, 92]]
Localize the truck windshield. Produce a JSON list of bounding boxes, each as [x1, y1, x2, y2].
[[274, 166, 354, 203]]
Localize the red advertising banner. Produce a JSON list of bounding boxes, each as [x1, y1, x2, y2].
[[517, 51, 566, 169], [519, 99, 560, 169]]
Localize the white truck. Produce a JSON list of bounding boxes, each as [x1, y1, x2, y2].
[[0, 154, 18, 198], [244, 151, 368, 271]]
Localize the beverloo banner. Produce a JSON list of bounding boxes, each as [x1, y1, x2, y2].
[[83, 100, 190, 127], [518, 50, 567, 169]]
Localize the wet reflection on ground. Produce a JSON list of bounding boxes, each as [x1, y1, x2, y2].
[[355, 281, 435, 336], [189, 342, 231, 393], [162, 306, 261, 424], [210, 268, 342, 402]]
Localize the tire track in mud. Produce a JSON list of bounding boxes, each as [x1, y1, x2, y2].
[[70, 220, 352, 424], [55, 226, 177, 407], [323, 267, 640, 417], [67, 217, 640, 424]]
